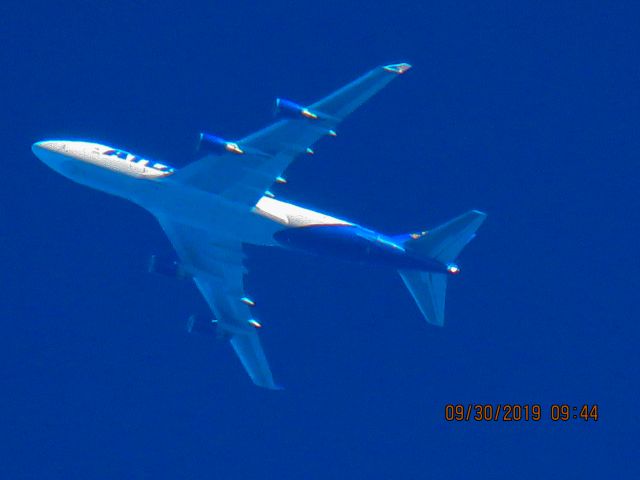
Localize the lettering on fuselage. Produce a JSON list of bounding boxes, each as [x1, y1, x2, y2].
[[100, 148, 176, 179]]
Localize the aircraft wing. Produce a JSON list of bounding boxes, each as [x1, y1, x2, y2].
[[171, 62, 411, 207], [157, 218, 280, 389]]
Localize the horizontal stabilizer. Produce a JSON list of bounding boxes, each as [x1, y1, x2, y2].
[[399, 270, 447, 326], [406, 210, 486, 264]]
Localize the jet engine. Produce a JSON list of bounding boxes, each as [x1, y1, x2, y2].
[[274, 98, 319, 120], [198, 133, 244, 155]]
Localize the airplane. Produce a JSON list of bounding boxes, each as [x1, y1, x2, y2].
[[32, 63, 486, 389]]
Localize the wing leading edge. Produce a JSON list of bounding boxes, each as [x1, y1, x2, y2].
[[171, 63, 412, 207]]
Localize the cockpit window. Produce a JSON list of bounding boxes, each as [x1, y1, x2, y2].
[[116, 151, 128, 160], [103, 149, 117, 155]]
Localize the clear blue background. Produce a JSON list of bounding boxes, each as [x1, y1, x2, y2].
[[2, 1, 638, 478]]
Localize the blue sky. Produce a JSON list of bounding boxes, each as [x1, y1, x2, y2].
[[2, 1, 638, 478]]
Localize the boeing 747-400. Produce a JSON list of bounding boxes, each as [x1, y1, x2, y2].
[[32, 63, 486, 389]]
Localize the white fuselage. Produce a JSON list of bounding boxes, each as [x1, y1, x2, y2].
[[32, 140, 352, 246]]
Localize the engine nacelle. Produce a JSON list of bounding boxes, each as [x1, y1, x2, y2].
[[446, 263, 461, 275], [186, 314, 218, 336], [274, 98, 318, 120], [199, 133, 244, 155], [148, 255, 188, 279]]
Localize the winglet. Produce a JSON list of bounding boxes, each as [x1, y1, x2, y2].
[[383, 63, 412, 74]]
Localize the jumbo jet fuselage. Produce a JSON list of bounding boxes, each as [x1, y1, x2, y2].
[[32, 140, 454, 274]]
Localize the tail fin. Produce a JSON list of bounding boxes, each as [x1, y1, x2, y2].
[[399, 210, 486, 326]]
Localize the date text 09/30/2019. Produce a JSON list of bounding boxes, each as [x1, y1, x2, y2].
[[444, 404, 599, 422]]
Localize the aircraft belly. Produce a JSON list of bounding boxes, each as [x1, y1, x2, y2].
[[54, 160, 141, 200], [274, 225, 370, 260], [273, 224, 446, 271]]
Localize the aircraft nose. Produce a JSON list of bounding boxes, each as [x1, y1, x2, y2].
[[32, 140, 62, 154], [32, 141, 70, 165], [32, 140, 71, 173], [31, 141, 46, 154]]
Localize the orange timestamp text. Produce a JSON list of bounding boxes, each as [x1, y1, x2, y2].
[[444, 404, 599, 422]]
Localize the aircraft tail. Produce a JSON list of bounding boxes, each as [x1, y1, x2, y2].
[[398, 210, 486, 326]]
